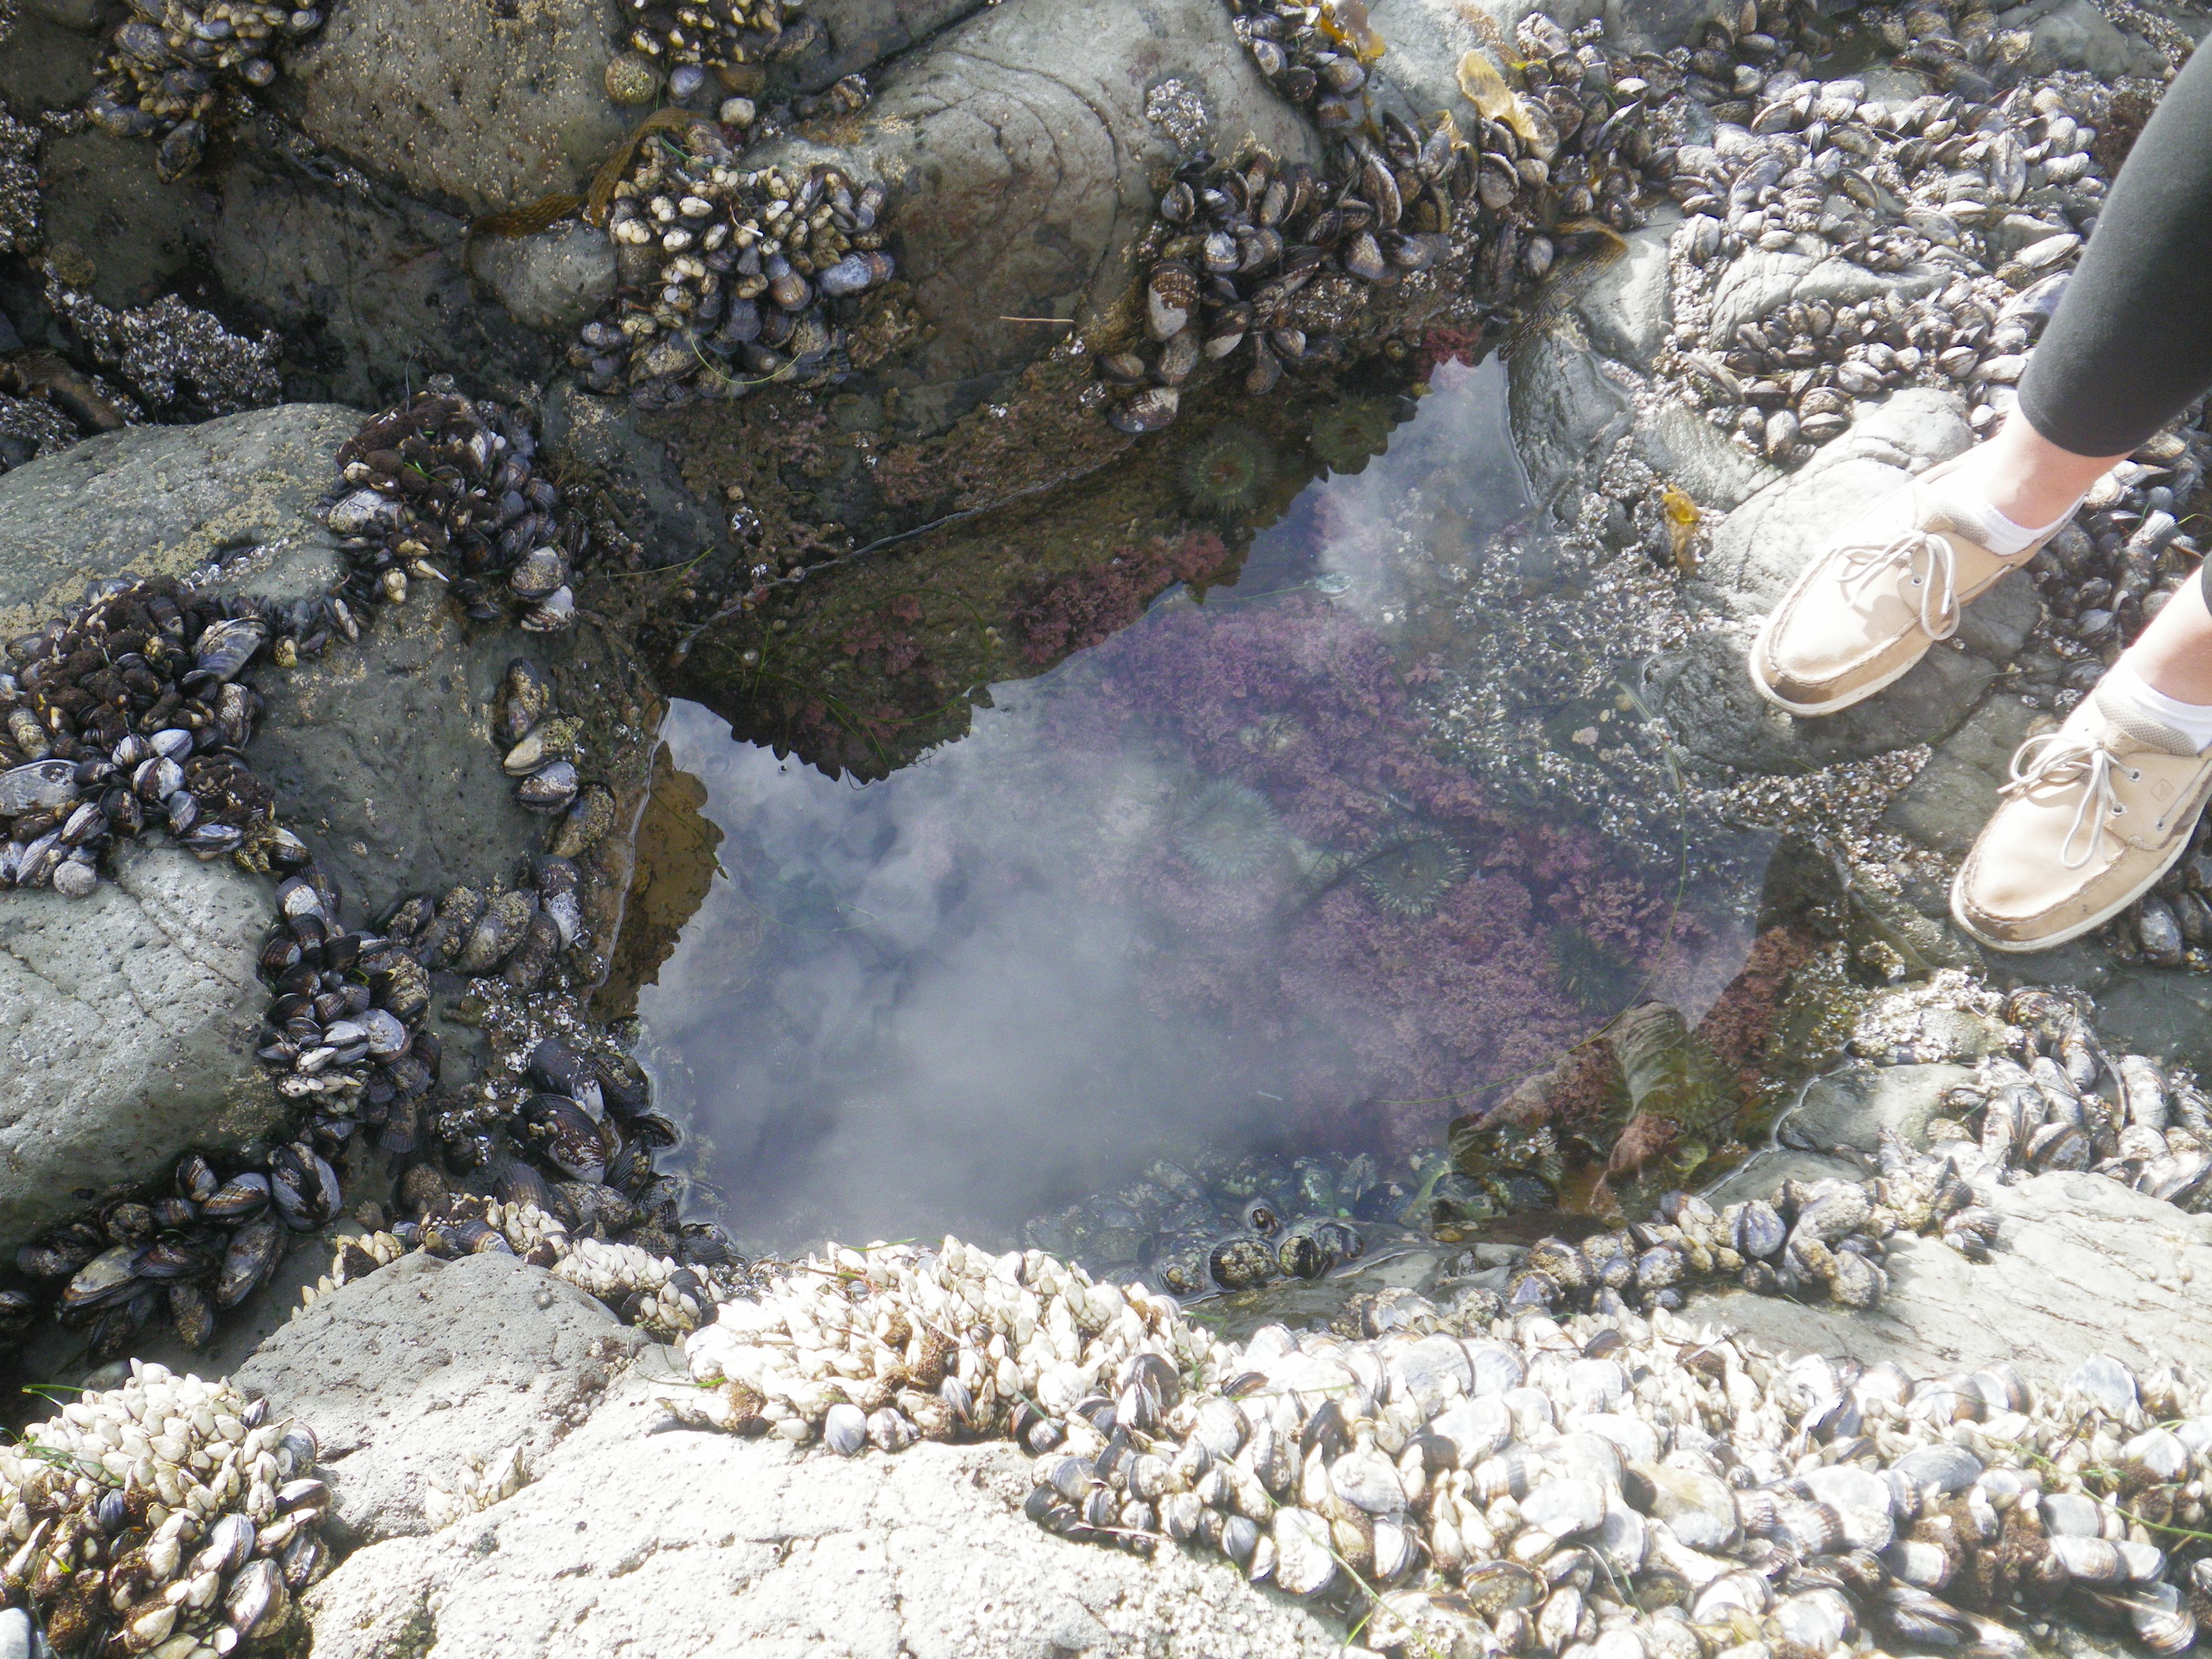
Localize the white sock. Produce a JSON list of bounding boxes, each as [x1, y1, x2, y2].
[[2101, 660, 2212, 752], [1924, 478, 2083, 557]]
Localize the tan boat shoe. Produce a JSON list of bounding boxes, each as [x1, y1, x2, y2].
[[1748, 452, 2064, 717], [1952, 686, 2212, 953]]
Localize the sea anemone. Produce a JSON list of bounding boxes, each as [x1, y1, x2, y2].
[[1305, 395, 1398, 474], [1546, 924, 1643, 1015], [1357, 834, 1467, 917], [1177, 421, 1279, 519], [1171, 778, 1284, 879]]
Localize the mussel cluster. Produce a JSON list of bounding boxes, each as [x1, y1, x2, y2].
[[574, 136, 895, 406], [619, 0, 818, 74], [1655, 0, 2135, 469], [490, 655, 585, 821], [1022, 1150, 1396, 1299], [667, 1229, 2212, 1659], [0, 1363, 330, 1656], [1100, 9, 1666, 431], [325, 388, 581, 634], [1928, 988, 2212, 1203], [86, 0, 325, 180], [17, 1144, 341, 1361], [2028, 427, 2212, 737], [1221, 0, 1382, 132], [0, 577, 317, 897]]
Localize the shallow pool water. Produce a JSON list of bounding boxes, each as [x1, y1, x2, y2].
[[634, 360, 1771, 1260]]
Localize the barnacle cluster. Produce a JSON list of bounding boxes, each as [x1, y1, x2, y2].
[[304, 1192, 750, 1341], [573, 134, 896, 407], [1099, 9, 1665, 431], [86, 0, 325, 180], [43, 285, 280, 421], [666, 1223, 2212, 1659], [0, 1363, 331, 1656], [324, 389, 583, 634]]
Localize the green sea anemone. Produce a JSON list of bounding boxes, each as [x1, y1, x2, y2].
[[1357, 834, 1467, 917], [1177, 422, 1279, 519], [1546, 924, 1642, 1015], [1305, 396, 1397, 474], [1171, 778, 1285, 880]]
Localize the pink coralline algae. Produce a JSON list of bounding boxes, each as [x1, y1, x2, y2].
[[1009, 533, 1232, 665], [1038, 591, 1696, 1153]]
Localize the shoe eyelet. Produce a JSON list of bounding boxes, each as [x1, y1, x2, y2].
[[2130, 769, 2143, 782]]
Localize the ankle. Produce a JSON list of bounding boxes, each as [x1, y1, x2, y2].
[[1948, 445, 2086, 531]]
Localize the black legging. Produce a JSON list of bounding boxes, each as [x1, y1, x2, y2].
[[2017, 46, 2212, 458]]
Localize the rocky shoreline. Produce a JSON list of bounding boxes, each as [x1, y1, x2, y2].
[[0, 0, 2208, 1647]]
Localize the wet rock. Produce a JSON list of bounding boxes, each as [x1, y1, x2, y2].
[[0, 403, 359, 637], [1883, 693, 2046, 854], [1954, 571, 2043, 664], [1573, 216, 1677, 370], [210, 148, 550, 409], [302, 1370, 1345, 1656], [1705, 249, 1946, 346], [35, 129, 199, 309], [0, 11, 99, 111], [467, 221, 617, 336], [275, 0, 632, 217], [758, 0, 1319, 431], [1510, 332, 1632, 508], [0, 839, 281, 1244], [2007, 0, 2167, 77], [772, 0, 993, 92], [1635, 403, 1777, 512], [1691, 1170, 2212, 1379], [234, 1252, 647, 1545], [1707, 1063, 1974, 1198]]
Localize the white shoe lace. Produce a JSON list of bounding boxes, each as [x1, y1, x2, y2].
[[1834, 530, 1960, 640], [2000, 734, 2143, 870]]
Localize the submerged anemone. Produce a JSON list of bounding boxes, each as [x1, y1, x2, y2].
[[1305, 396, 1397, 474], [1357, 834, 1467, 917], [1177, 421, 1279, 519], [1546, 924, 1643, 1015], [1171, 778, 1285, 879]]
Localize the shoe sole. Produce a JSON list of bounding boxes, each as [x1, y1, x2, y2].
[[1950, 791, 2212, 954]]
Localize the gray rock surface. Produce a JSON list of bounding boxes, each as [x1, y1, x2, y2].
[[0, 839, 281, 1244], [34, 129, 198, 309], [2001, 0, 2169, 76], [276, 0, 631, 217], [243, 581, 568, 924], [1509, 332, 1633, 508], [1634, 402, 1777, 510], [468, 220, 617, 335], [1707, 1063, 1973, 1201], [774, 0, 994, 92], [1882, 692, 2045, 853], [1574, 219, 1676, 369], [1691, 1169, 2212, 1380], [304, 1370, 1346, 1659], [764, 0, 1321, 431], [234, 1252, 648, 1545], [210, 148, 549, 410], [0, 403, 361, 638]]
